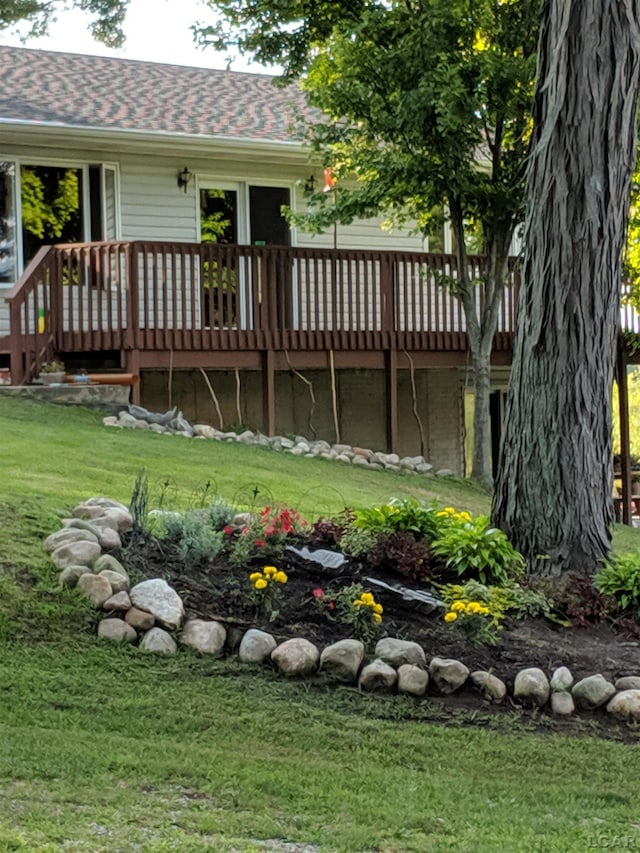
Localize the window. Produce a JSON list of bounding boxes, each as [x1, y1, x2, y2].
[[0, 161, 18, 285]]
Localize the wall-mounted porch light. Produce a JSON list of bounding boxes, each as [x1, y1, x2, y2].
[[177, 166, 193, 193], [304, 174, 316, 194]]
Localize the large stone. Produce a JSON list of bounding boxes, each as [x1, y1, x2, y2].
[[550, 666, 574, 692], [397, 664, 429, 697], [181, 619, 227, 656], [125, 607, 155, 631], [571, 674, 616, 710], [470, 671, 507, 704], [271, 638, 320, 677], [607, 689, 640, 721], [429, 657, 470, 694], [59, 565, 91, 588], [77, 573, 112, 608], [320, 639, 365, 683], [98, 570, 129, 593], [95, 555, 129, 581], [44, 527, 99, 553], [72, 503, 108, 520], [614, 676, 640, 691], [358, 659, 397, 692], [98, 618, 137, 644], [51, 539, 101, 570], [375, 638, 427, 669], [139, 627, 177, 654], [550, 692, 575, 716], [97, 527, 122, 551], [238, 629, 277, 664], [129, 579, 184, 630], [103, 590, 132, 612], [513, 668, 550, 708], [84, 497, 130, 513], [102, 507, 133, 533]]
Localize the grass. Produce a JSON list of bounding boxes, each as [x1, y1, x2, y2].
[[1, 396, 640, 851]]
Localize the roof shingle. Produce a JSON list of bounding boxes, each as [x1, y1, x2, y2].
[[0, 45, 313, 142]]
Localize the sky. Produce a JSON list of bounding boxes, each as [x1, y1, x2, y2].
[[0, 0, 270, 72]]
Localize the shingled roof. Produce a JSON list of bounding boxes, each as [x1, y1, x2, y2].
[[0, 45, 314, 143]]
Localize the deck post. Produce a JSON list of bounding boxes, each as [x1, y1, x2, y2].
[[385, 348, 398, 454], [262, 348, 276, 436]]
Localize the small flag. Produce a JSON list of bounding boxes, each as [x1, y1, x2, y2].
[[323, 168, 335, 193], [37, 308, 45, 334]]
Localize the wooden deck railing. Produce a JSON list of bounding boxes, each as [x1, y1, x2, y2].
[[7, 241, 523, 383]]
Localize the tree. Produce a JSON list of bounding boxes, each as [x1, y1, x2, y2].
[[201, 0, 540, 488], [0, 0, 127, 47], [493, 1, 640, 576]]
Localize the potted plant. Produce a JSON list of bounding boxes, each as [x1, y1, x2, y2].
[[38, 359, 66, 385]]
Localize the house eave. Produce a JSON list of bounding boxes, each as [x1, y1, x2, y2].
[[0, 119, 308, 163]]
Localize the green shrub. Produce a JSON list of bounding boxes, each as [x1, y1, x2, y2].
[[431, 515, 525, 585], [595, 552, 640, 615], [353, 497, 441, 540], [162, 509, 225, 569]]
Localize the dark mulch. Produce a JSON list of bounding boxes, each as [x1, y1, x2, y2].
[[121, 531, 640, 742]]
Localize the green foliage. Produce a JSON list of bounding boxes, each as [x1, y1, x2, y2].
[[20, 167, 80, 240], [353, 497, 441, 541], [129, 469, 149, 535], [339, 526, 378, 559], [438, 578, 557, 624], [431, 514, 525, 585], [317, 583, 383, 643], [595, 552, 640, 616], [162, 509, 225, 570], [1, 0, 127, 47]]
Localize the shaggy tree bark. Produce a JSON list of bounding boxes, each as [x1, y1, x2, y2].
[[493, 0, 640, 576]]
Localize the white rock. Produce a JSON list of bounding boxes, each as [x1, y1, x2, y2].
[[429, 657, 470, 694], [84, 497, 130, 513], [607, 689, 640, 721], [77, 573, 113, 608], [97, 528, 122, 551], [103, 591, 132, 611], [550, 692, 575, 716], [95, 555, 129, 581], [571, 674, 616, 710], [320, 639, 365, 683], [98, 570, 129, 593], [375, 637, 427, 669], [58, 565, 90, 588], [102, 507, 133, 533], [72, 504, 107, 520], [181, 619, 227, 656], [139, 627, 177, 654], [550, 666, 574, 692], [51, 539, 101, 570], [44, 527, 98, 554], [614, 676, 640, 691], [513, 668, 550, 708], [435, 468, 454, 477], [271, 638, 319, 677], [358, 659, 397, 692], [470, 671, 507, 704], [129, 579, 184, 630], [397, 664, 429, 696], [238, 629, 277, 664], [98, 618, 137, 643]]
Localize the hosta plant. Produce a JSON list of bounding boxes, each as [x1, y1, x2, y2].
[[595, 552, 640, 617], [431, 514, 525, 585]]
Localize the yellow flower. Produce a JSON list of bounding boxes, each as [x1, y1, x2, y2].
[[466, 602, 482, 614], [457, 511, 471, 521], [254, 578, 268, 590], [373, 603, 383, 615], [361, 592, 374, 605], [274, 571, 288, 584], [477, 606, 490, 616], [373, 612, 382, 624], [249, 572, 263, 582], [451, 600, 466, 612], [263, 565, 278, 577], [443, 507, 456, 514], [436, 511, 448, 518], [353, 599, 364, 607], [444, 611, 458, 623]]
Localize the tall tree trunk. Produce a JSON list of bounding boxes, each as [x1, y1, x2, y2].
[[493, 1, 640, 576]]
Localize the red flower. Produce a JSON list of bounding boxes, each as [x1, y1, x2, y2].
[[223, 525, 233, 535], [312, 588, 324, 599], [328, 601, 335, 610], [255, 539, 266, 548]]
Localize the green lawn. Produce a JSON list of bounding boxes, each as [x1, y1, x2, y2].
[[1, 396, 639, 852]]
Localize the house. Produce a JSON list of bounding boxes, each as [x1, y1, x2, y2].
[[0, 44, 524, 473]]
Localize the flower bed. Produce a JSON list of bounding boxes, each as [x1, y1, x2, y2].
[[44, 486, 640, 736]]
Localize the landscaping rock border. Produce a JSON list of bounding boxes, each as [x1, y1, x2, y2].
[[46, 497, 640, 723], [103, 406, 454, 477]]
